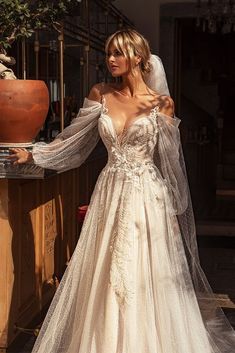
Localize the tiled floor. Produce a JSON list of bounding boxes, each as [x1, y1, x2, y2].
[[14, 310, 235, 353]]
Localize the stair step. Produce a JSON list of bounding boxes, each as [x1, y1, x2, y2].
[[213, 294, 235, 309], [216, 189, 235, 199], [196, 221, 235, 237]]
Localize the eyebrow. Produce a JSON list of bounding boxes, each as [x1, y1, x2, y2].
[[107, 48, 122, 54]]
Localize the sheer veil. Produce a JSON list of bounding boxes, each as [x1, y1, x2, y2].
[[146, 54, 235, 351]]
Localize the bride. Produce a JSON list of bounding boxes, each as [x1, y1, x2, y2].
[[10, 29, 235, 352]]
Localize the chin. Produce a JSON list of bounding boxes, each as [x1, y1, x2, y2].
[[111, 73, 121, 78], [108, 68, 122, 78]]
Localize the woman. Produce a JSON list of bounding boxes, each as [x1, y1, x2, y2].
[[10, 29, 235, 353]]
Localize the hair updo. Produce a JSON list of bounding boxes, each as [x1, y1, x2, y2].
[[105, 28, 152, 77]]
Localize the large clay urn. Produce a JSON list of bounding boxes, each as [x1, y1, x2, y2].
[[0, 80, 49, 143]]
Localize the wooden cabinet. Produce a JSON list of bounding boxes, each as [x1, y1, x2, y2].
[[0, 147, 107, 351]]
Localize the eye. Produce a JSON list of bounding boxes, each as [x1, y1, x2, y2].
[[106, 49, 123, 58], [114, 49, 122, 56]]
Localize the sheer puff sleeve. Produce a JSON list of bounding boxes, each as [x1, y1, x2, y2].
[[154, 111, 188, 216], [32, 98, 102, 172]]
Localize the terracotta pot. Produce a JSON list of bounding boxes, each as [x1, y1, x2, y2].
[[0, 80, 49, 143]]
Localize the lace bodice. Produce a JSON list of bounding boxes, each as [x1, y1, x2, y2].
[[98, 99, 160, 179], [97, 99, 164, 304], [32, 97, 186, 216]]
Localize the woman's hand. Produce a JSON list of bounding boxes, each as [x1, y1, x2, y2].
[[8, 148, 33, 165]]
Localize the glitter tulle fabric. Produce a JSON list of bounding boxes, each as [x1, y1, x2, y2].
[[32, 98, 235, 353]]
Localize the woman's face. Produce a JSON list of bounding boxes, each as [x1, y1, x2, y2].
[[106, 44, 129, 77]]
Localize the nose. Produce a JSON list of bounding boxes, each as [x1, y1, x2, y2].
[[108, 54, 115, 63]]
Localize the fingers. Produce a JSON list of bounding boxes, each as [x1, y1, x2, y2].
[[9, 148, 27, 153], [7, 148, 20, 161], [7, 148, 29, 165], [7, 148, 18, 159]]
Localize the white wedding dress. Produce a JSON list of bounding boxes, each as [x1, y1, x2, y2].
[[31, 97, 235, 353]]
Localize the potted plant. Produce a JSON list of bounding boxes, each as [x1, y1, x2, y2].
[[0, 0, 81, 144]]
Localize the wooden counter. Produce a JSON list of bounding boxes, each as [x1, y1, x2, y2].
[[0, 144, 107, 352]]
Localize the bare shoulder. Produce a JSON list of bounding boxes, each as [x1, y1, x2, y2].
[[87, 83, 103, 102], [87, 82, 118, 102], [157, 95, 175, 117]]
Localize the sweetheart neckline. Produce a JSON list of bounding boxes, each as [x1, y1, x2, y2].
[[100, 111, 156, 144], [84, 98, 179, 127], [100, 94, 159, 138]]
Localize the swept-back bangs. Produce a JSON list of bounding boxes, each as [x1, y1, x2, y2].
[[105, 29, 151, 76]]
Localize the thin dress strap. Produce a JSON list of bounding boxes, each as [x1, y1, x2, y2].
[[150, 104, 160, 120], [101, 95, 108, 114], [99, 82, 108, 114]]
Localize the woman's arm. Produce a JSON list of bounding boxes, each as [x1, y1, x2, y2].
[[8, 84, 103, 166], [158, 95, 175, 118]]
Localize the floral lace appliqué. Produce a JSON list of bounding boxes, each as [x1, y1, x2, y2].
[[109, 194, 134, 305], [98, 98, 161, 305]]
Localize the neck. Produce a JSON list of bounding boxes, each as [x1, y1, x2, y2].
[[120, 71, 148, 97]]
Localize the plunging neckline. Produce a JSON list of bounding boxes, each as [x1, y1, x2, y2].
[[101, 96, 159, 141], [101, 111, 156, 139]]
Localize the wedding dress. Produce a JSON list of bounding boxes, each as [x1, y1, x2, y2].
[[31, 54, 235, 352], [31, 96, 235, 353]]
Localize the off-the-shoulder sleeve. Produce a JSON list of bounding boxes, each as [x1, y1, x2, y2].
[[154, 112, 188, 215], [32, 98, 102, 172]]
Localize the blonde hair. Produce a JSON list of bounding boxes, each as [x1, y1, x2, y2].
[[105, 29, 151, 77]]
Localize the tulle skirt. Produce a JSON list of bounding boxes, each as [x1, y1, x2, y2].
[[32, 165, 231, 353]]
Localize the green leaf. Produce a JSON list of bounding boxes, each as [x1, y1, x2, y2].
[[0, 0, 81, 49]]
